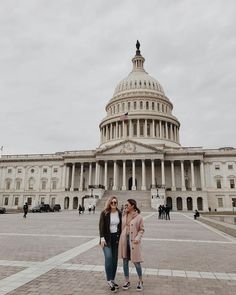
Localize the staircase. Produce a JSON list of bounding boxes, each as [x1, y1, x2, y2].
[[96, 190, 155, 212]]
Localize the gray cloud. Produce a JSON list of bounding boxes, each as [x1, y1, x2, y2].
[[0, 0, 236, 154]]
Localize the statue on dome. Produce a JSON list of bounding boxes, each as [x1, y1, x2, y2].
[[136, 40, 141, 55]]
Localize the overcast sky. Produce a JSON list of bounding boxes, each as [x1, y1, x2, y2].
[[0, 0, 236, 155]]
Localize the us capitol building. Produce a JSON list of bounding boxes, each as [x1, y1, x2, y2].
[[1, 42, 236, 212]]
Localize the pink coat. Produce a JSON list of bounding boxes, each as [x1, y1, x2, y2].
[[118, 212, 144, 263]]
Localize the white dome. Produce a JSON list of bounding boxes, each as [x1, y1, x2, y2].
[[114, 70, 165, 96]]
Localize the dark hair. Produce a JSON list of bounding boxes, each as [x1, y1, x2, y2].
[[127, 199, 140, 214]]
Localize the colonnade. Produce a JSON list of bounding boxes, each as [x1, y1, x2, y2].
[[65, 159, 205, 192], [100, 119, 179, 144]]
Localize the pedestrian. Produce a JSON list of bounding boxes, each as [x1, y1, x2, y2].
[[78, 204, 82, 215], [118, 199, 144, 292], [158, 205, 162, 219], [23, 202, 28, 218], [88, 204, 92, 214], [165, 205, 170, 220], [194, 210, 200, 220], [92, 204, 96, 214], [99, 196, 122, 293]]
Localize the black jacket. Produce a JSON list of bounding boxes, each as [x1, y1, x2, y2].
[[99, 210, 122, 247]]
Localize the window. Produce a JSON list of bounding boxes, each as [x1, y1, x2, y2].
[[43, 168, 47, 173], [228, 165, 233, 170], [4, 197, 8, 206], [215, 165, 220, 170], [117, 104, 120, 113], [140, 122, 144, 136], [52, 180, 57, 190], [8, 169, 12, 174], [14, 197, 19, 206], [53, 168, 58, 173], [17, 168, 22, 174], [42, 180, 47, 190], [133, 123, 137, 136], [146, 101, 149, 109], [152, 102, 155, 110], [147, 123, 151, 136], [41, 197, 45, 204], [218, 198, 223, 207], [27, 197, 32, 206], [133, 101, 136, 110], [28, 178, 34, 190], [162, 104, 164, 112], [216, 179, 221, 189], [157, 103, 160, 111], [16, 181, 21, 190], [140, 101, 143, 109], [6, 180, 11, 190], [122, 103, 125, 111], [31, 168, 34, 173], [230, 179, 235, 189], [128, 102, 131, 110]]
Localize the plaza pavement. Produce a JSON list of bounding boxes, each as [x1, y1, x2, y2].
[[0, 210, 235, 295]]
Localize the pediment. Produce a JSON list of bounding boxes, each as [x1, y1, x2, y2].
[[96, 140, 163, 155]]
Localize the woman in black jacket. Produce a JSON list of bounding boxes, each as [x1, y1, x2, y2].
[[99, 196, 122, 293]]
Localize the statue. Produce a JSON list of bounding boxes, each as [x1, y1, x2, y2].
[[136, 40, 140, 50]]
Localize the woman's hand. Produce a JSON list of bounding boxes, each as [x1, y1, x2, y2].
[[100, 240, 107, 248]]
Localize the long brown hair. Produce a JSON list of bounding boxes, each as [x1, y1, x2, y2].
[[127, 199, 140, 213], [103, 196, 118, 214]]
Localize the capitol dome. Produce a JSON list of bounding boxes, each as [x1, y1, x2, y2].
[[99, 41, 180, 148]]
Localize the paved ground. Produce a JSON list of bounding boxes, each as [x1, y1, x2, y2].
[[0, 210, 235, 294]]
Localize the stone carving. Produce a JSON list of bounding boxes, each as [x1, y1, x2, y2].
[[120, 142, 136, 153]]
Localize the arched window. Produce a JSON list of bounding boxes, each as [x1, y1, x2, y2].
[[140, 122, 144, 136], [152, 102, 155, 110], [122, 103, 125, 111], [117, 104, 120, 113], [140, 101, 143, 109], [6, 179, 11, 190], [146, 101, 149, 110], [134, 101, 137, 110], [128, 102, 131, 110]]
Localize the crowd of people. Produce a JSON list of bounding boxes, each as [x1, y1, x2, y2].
[[158, 204, 171, 220]]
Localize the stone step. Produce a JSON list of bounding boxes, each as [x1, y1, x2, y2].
[[96, 190, 156, 212]]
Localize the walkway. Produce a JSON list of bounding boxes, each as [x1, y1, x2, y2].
[[0, 210, 235, 294]]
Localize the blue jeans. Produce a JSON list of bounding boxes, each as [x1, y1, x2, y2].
[[123, 258, 142, 279], [103, 233, 118, 281]]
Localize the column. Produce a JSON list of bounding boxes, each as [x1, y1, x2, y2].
[[104, 161, 108, 190], [170, 124, 173, 141], [165, 122, 168, 139], [65, 165, 69, 190], [171, 161, 176, 191], [113, 161, 117, 190], [141, 160, 146, 190], [132, 160, 136, 190], [122, 121, 125, 138], [192, 197, 198, 210], [116, 122, 118, 139], [144, 119, 147, 137], [88, 163, 92, 186], [181, 161, 186, 191], [137, 119, 140, 137], [151, 160, 155, 188], [152, 120, 155, 137], [200, 160, 205, 190], [191, 160, 196, 191], [118, 124, 121, 139], [122, 160, 126, 190], [161, 160, 165, 187], [70, 164, 75, 191], [95, 162, 99, 186], [110, 124, 112, 139], [159, 121, 162, 138], [156, 122, 159, 138], [129, 120, 132, 137], [62, 164, 66, 189], [79, 163, 84, 191], [106, 125, 109, 141]]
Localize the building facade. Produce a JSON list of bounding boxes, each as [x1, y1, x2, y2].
[[1, 44, 236, 211]]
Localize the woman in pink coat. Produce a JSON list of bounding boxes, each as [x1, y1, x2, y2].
[[118, 199, 144, 292]]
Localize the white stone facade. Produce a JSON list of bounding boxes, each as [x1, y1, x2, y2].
[[1, 45, 236, 212]]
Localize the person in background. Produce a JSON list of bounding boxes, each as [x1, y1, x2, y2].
[[99, 196, 122, 293], [23, 202, 28, 218], [119, 199, 145, 292]]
